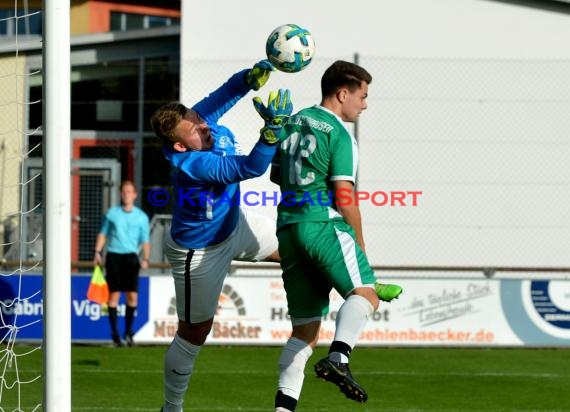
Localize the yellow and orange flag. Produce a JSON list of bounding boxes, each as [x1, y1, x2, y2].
[[87, 265, 109, 304]]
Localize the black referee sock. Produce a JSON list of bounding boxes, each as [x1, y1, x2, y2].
[[108, 306, 120, 338], [125, 305, 136, 336]]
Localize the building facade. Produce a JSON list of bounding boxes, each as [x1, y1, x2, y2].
[[0, 0, 181, 265]]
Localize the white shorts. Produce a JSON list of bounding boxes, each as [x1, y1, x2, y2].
[[164, 207, 278, 324]]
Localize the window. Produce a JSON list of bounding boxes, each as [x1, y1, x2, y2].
[[0, 8, 42, 36], [70, 60, 140, 131], [148, 16, 174, 28], [110, 12, 180, 31], [28, 56, 180, 135], [26, 54, 180, 220]]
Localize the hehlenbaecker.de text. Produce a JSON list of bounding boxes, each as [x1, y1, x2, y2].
[[172, 188, 422, 207]]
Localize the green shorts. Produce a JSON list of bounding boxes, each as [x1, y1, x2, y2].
[[277, 219, 376, 319]]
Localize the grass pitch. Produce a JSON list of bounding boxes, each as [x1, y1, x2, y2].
[[3, 345, 570, 411]]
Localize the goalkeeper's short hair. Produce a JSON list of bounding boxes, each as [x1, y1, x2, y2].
[[150, 102, 188, 145]]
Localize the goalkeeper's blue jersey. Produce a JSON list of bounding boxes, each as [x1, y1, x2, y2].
[[164, 69, 276, 249]]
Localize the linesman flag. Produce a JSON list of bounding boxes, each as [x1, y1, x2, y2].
[[87, 265, 109, 304]]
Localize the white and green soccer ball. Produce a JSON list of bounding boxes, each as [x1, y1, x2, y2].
[[265, 24, 315, 73]]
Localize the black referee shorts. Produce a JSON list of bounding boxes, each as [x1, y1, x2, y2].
[[104, 252, 141, 292]]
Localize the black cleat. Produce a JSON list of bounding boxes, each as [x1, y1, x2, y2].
[[125, 332, 135, 347], [314, 357, 368, 403], [111, 333, 124, 347]]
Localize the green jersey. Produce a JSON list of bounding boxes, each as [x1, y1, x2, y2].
[[274, 105, 358, 228]]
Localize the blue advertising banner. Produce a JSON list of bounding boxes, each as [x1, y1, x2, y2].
[[0, 273, 149, 342], [2, 272, 569, 346]]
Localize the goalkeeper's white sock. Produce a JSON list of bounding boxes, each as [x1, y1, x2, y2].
[[329, 294, 374, 363], [275, 337, 313, 410], [163, 334, 201, 411]]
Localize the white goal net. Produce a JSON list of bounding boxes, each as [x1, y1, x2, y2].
[[1, 1, 71, 411], [0, 4, 43, 412]]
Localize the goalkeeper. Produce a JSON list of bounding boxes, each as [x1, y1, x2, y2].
[[150, 60, 291, 412]]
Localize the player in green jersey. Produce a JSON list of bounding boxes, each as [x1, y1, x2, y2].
[[271, 61, 401, 411]]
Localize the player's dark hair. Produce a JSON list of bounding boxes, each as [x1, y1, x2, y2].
[[321, 60, 372, 98], [150, 102, 188, 145]]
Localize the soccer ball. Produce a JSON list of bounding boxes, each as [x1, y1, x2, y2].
[[265, 24, 315, 73]]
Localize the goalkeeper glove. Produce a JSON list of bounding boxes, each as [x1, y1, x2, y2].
[[246, 59, 275, 91], [253, 88, 293, 145], [253, 89, 293, 145]]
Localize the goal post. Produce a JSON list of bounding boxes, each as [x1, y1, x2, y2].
[[42, 0, 71, 410]]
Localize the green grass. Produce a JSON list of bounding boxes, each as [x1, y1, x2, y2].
[[2, 345, 570, 411]]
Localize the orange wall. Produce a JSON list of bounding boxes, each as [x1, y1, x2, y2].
[[88, 1, 181, 33], [1, 0, 180, 35], [71, 1, 92, 35]]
